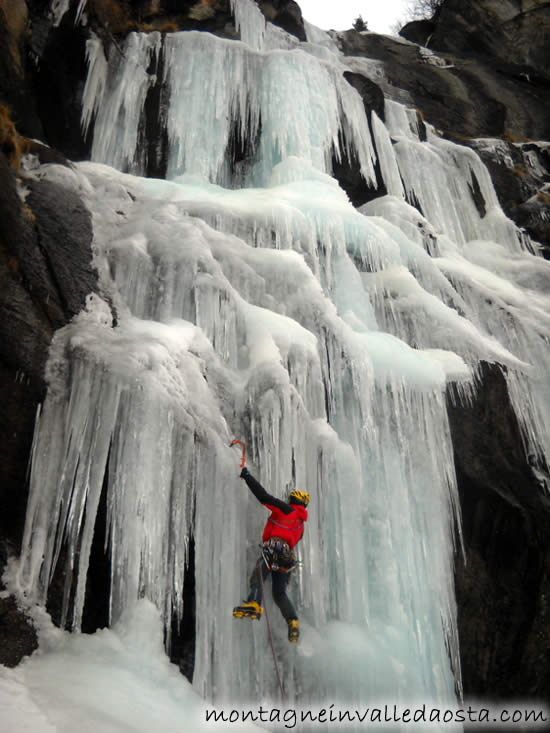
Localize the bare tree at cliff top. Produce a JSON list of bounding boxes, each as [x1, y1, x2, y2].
[[407, 0, 444, 20], [391, 0, 443, 34]]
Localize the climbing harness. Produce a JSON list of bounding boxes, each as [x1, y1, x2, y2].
[[257, 558, 286, 702], [261, 537, 297, 573]]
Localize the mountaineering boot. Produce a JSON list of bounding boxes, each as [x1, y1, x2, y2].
[[233, 601, 263, 620], [287, 618, 299, 643]]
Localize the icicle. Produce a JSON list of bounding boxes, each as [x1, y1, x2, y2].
[[75, 0, 88, 24], [384, 99, 525, 250], [85, 32, 162, 174], [50, 0, 88, 27], [81, 37, 108, 140], [84, 30, 377, 188], [229, 0, 266, 51], [371, 112, 405, 198], [50, 0, 71, 26]]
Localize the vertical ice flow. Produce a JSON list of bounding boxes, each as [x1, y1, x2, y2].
[[16, 7, 550, 729], [82, 29, 377, 188]]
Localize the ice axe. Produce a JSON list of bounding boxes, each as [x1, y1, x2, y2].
[[230, 439, 246, 471]]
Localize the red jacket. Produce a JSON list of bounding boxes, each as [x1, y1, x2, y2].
[[242, 471, 308, 549], [262, 503, 308, 548]]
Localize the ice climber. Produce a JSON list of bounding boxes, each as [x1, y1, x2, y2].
[[232, 467, 309, 643]]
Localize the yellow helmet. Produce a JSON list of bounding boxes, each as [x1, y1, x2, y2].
[[289, 489, 310, 506]]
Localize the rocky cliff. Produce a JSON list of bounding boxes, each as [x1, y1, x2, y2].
[[0, 0, 549, 704]]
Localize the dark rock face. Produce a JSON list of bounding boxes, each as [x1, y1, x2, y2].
[[134, 0, 236, 37], [399, 19, 435, 47], [454, 472, 550, 698], [0, 591, 37, 668], [27, 178, 96, 317], [470, 139, 550, 259], [258, 0, 306, 41], [429, 0, 550, 80], [448, 363, 550, 698], [0, 362, 42, 556], [18, 1, 92, 160], [0, 154, 96, 379], [0, 540, 38, 665], [0, 149, 98, 666], [339, 29, 550, 144], [0, 1, 43, 140], [0, 158, 58, 384], [344, 71, 385, 123]]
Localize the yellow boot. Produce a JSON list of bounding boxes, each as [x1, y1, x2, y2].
[[233, 601, 263, 620], [287, 618, 299, 643]]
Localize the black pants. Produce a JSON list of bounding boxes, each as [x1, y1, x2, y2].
[[247, 557, 297, 622]]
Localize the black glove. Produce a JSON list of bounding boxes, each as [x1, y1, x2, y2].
[[240, 467, 250, 479]]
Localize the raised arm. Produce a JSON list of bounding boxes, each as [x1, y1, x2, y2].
[[240, 468, 292, 514]]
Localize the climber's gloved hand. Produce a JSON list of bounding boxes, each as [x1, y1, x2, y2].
[[240, 467, 250, 479]]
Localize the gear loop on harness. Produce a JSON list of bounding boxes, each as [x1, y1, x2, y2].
[[261, 537, 297, 574]]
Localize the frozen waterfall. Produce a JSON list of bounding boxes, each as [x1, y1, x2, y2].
[[15, 1, 550, 728]]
